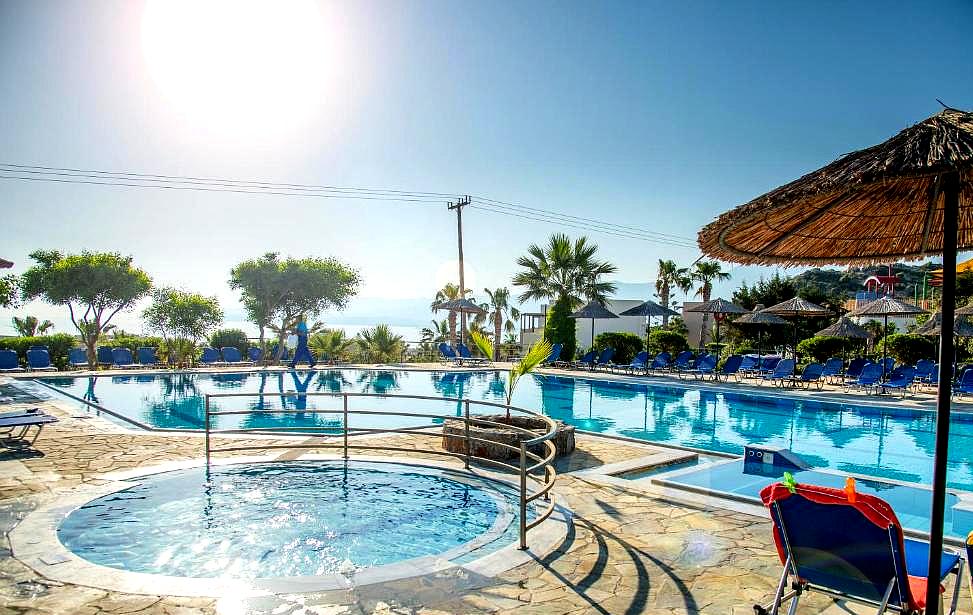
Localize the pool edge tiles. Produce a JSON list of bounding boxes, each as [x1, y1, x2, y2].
[[10, 455, 571, 597]]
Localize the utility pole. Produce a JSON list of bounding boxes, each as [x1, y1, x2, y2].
[[448, 195, 471, 345]]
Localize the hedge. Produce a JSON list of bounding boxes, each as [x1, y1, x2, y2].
[[796, 336, 849, 363], [0, 334, 78, 369], [594, 331, 643, 364], [209, 328, 250, 355], [648, 329, 688, 356], [876, 334, 936, 366]]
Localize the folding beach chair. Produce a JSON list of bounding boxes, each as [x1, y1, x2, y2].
[[111, 347, 138, 369], [26, 349, 57, 372], [221, 347, 253, 366], [845, 357, 870, 382], [68, 348, 89, 369], [679, 354, 717, 380], [0, 349, 24, 373], [791, 363, 826, 389], [648, 351, 672, 372], [572, 350, 597, 370], [541, 343, 564, 368], [954, 369, 973, 398], [247, 346, 263, 363], [670, 350, 694, 371], [137, 347, 159, 367], [0, 410, 58, 448], [96, 346, 114, 367], [756, 481, 964, 615], [199, 347, 226, 367], [457, 343, 490, 366], [615, 350, 649, 374], [591, 348, 615, 371], [881, 366, 916, 398], [821, 357, 845, 384], [438, 343, 461, 366], [845, 363, 883, 394], [713, 354, 744, 382], [760, 359, 795, 387]]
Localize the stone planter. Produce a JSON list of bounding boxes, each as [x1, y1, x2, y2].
[[442, 414, 575, 461]]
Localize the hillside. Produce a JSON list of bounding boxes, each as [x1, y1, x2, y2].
[[792, 263, 942, 299]]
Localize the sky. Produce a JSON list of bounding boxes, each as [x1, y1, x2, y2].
[[1, 0, 971, 338]]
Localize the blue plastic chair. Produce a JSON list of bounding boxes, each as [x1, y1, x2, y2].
[[438, 343, 460, 365], [844, 357, 869, 381], [671, 350, 695, 371], [68, 348, 89, 369], [137, 347, 159, 366], [0, 349, 24, 373], [247, 347, 263, 362], [96, 346, 113, 366], [713, 355, 744, 382], [26, 349, 57, 372], [880, 366, 916, 397], [649, 351, 672, 371], [457, 343, 490, 366], [756, 481, 963, 615], [592, 348, 615, 370], [820, 357, 845, 383], [616, 350, 649, 374], [199, 347, 225, 367], [792, 363, 825, 389], [759, 359, 795, 386], [111, 347, 136, 369], [844, 362, 883, 394], [542, 343, 564, 367], [221, 347, 252, 366]]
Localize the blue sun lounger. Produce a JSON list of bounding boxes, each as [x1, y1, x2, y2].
[[26, 349, 57, 372], [136, 347, 159, 367], [457, 343, 490, 366], [881, 366, 916, 397], [0, 410, 58, 447], [820, 357, 845, 384], [844, 357, 869, 382], [96, 346, 113, 367], [759, 359, 795, 386], [591, 348, 615, 371], [679, 354, 717, 380], [790, 363, 825, 389], [670, 350, 694, 372], [221, 347, 253, 366], [199, 347, 226, 367], [438, 343, 461, 365], [713, 354, 744, 382], [615, 351, 649, 374], [542, 343, 564, 367], [0, 349, 24, 373], [953, 369, 973, 397], [648, 351, 672, 372], [572, 350, 597, 370], [248, 347, 263, 363], [757, 481, 963, 615], [845, 363, 883, 394], [111, 347, 138, 369], [67, 348, 89, 369]]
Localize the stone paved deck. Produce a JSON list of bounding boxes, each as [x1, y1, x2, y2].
[[1, 377, 969, 615]]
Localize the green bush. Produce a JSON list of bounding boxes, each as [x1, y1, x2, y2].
[[796, 336, 849, 363], [594, 331, 643, 364], [209, 328, 250, 354], [0, 333, 79, 369], [647, 329, 688, 356], [544, 296, 577, 360], [99, 335, 165, 352], [876, 334, 936, 366]]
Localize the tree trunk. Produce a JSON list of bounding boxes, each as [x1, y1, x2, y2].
[[494, 312, 502, 361], [660, 286, 671, 327], [258, 326, 266, 365], [448, 312, 457, 347], [698, 286, 711, 349], [85, 336, 98, 370]]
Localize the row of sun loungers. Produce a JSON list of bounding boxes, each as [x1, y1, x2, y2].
[[437, 343, 492, 366]]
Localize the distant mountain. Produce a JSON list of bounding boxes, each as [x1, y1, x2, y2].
[[792, 263, 942, 299]]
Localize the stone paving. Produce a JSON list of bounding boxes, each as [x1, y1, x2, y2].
[[0, 376, 970, 615]]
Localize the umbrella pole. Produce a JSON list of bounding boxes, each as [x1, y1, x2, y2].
[[925, 172, 959, 615], [591, 317, 595, 350], [882, 314, 889, 381]]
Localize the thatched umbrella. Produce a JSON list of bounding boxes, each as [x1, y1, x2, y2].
[[762, 297, 830, 361], [569, 301, 618, 350], [955, 301, 973, 316], [685, 298, 747, 353], [816, 315, 872, 339], [697, 107, 972, 613], [850, 296, 927, 378], [0, 258, 12, 269], [433, 298, 486, 346], [916, 312, 973, 370], [731, 304, 787, 364], [619, 300, 679, 352]]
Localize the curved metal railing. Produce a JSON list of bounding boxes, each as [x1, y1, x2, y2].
[[202, 391, 558, 550]]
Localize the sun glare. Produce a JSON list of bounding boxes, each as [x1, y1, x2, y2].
[[141, 0, 337, 136]]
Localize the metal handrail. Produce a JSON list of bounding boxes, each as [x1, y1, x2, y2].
[[203, 391, 559, 550]]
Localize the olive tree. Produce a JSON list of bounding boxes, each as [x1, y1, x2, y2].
[[143, 287, 223, 366], [21, 251, 152, 368], [0, 275, 19, 309], [229, 253, 360, 361]]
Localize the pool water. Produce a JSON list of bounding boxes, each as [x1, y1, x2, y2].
[[58, 461, 512, 578], [40, 369, 973, 491]]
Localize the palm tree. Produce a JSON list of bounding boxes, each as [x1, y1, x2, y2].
[[690, 260, 731, 347], [474, 287, 521, 360], [420, 319, 450, 343], [513, 233, 617, 359], [309, 329, 355, 363], [655, 260, 691, 327], [12, 315, 54, 337], [356, 324, 405, 363], [431, 283, 465, 347]]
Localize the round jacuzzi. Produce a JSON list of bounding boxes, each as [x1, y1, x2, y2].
[[57, 460, 520, 579]]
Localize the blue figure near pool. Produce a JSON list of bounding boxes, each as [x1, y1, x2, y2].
[[289, 318, 316, 369]]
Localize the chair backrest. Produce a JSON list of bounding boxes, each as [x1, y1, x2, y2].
[[760, 482, 916, 611], [651, 351, 671, 368], [457, 343, 473, 358], [111, 347, 133, 365], [0, 349, 19, 369], [698, 354, 718, 370], [846, 357, 868, 378], [579, 350, 597, 363], [958, 368, 973, 386], [222, 347, 243, 362], [97, 346, 114, 364], [801, 363, 824, 380], [631, 350, 649, 366], [137, 347, 158, 365], [882, 357, 896, 373], [28, 344, 49, 352], [914, 359, 935, 377], [772, 359, 795, 377], [888, 366, 915, 384], [26, 348, 52, 369], [597, 348, 614, 364], [762, 356, 781, 370], [438, 343, 456, 359], [69, 348, 88, 365], [546, 343, 563, 363], [857, 363, 883, 384], [821, 357, 844, 376], [674, 350, 694, 366], [721, 355, 743, 374], [248, 347, 263, 362], [200, 347, 221, 363]]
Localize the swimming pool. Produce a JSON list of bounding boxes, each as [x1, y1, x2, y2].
[[39, 369, 973, 491], [58, 460, 518, 579]]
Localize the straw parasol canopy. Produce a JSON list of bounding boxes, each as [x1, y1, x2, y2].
[[851, 296, 928, 378], [433, 298, 486, 346], [732, 304, 788, 362], [915, 312, 973, 338], [698, 109, 973, 266], [815, 316, 872, 339], [762, 297, 830, 360], [0, 258, 12, 269], [569, 301, 618, 349], [685, 298, 747, 352], [619, 300, 679, 351], [696, 108, 973, 613], [955, 302, 973, 316]]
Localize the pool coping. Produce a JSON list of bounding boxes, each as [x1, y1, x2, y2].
[[9, 454, 571, 598]]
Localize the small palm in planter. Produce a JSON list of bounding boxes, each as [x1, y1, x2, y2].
[[442, 333, 574, 459]]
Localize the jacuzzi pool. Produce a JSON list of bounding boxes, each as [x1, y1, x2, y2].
[[58, 460, 520, 579]]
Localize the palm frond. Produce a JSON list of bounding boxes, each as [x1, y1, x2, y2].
[[469, 330, 493, 361], [505, 338, 552, 406]]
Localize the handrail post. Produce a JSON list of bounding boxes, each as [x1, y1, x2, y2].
[[342, 393, 349, 459], [204, 395, 211, 463], [464, 400, 471, 469], [519, 441, 528, 550]]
